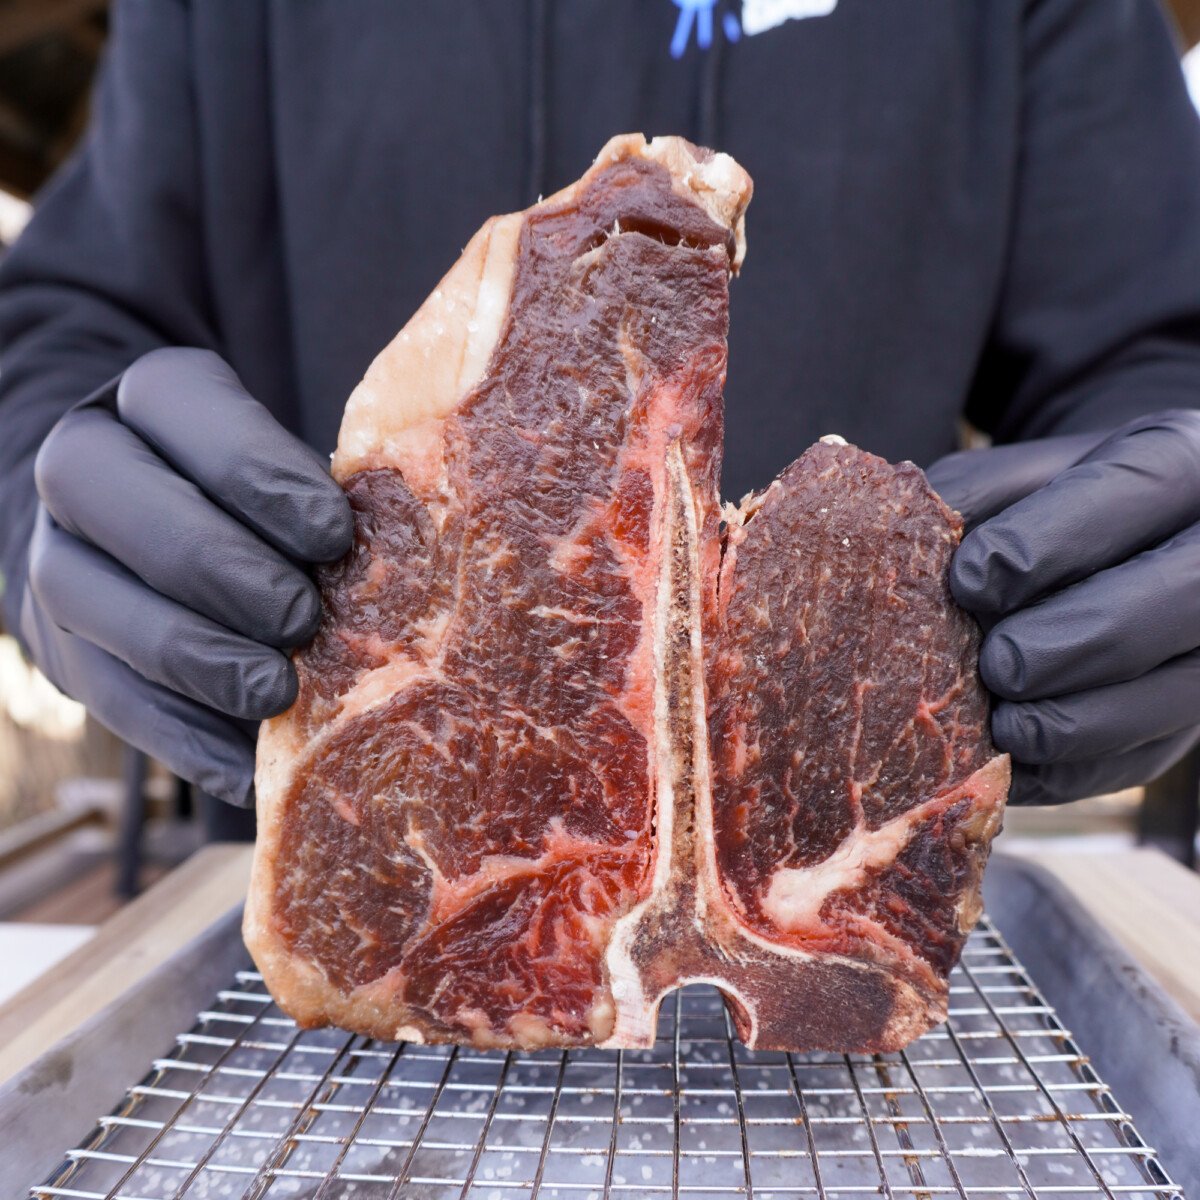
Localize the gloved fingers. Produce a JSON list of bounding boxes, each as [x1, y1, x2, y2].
[[980, 520, 1200, 700], [117, 349, 353, 564], [951, 409, 1200, 619], [1007, 726, 1200, 806], [35, 405, 321, 647], [991, 648, 1200, 765], [28, 509, 297, 721], [19, 588, 256, 806], [925, 431, 1102, 531]]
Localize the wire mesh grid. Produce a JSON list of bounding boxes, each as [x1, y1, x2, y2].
[[31, 915, 1184, 1200]]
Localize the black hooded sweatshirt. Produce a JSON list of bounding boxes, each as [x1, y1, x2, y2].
[[2, 0, 1200, 636]]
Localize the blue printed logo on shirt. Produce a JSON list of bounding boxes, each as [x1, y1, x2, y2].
[[670, 0, 838, 59]]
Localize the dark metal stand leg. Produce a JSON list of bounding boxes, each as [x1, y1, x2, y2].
[[173, 774, 193, 820], [117, 745, 149, 897], [1137, 749, 1200, 869]]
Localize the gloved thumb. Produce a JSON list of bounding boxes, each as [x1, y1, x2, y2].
[[926, 431, 1104, 530]]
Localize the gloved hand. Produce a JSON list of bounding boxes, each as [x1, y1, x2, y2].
[[20, 348, 354, 806], [927, 409, 1200, 805]]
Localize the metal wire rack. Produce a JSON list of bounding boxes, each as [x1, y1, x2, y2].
[[31, 915, 1184, 1200]]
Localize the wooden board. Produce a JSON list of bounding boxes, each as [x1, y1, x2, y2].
[[1014, 846, 1200, 1026], [0, 842, 251, 1086], [0, 842, 1197, 1089]]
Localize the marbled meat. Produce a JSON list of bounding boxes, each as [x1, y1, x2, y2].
[[246, 134, 1009, 1052]]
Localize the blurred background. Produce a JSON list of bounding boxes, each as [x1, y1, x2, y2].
[[0, 1, 1196, 996]]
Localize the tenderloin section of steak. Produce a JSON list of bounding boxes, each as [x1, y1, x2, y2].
[[697, 439, 1008, 1048], [245, 134, 1008, 1052]]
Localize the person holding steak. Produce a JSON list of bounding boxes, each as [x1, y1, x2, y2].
[[1, 0, 1198, 831]]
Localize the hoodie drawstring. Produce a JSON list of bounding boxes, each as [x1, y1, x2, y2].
[[527, 0, 550, 204], [698, 0, 739, 150], [697, 17, 724, 150]]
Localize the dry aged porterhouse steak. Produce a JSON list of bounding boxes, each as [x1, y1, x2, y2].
[[246, 135, 1009, 1052]]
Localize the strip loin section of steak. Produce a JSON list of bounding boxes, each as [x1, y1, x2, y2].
[[248, 135, 749, 1048], [246, 134, 1009, 1052]]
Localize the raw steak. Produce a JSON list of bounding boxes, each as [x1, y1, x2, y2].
[[246, 134, 1008, 1052]]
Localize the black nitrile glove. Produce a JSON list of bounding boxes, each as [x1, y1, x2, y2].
[[927, 410, 1200, 806], [20, 348, 353, 806]]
